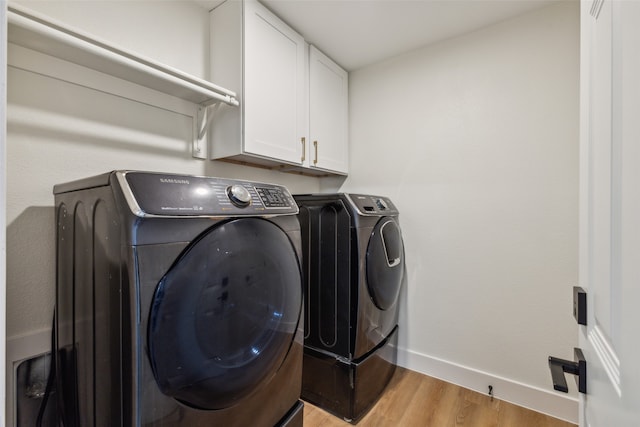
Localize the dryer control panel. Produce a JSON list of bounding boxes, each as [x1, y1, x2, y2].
[[346, 194, 399, 216], [118, 171, 298, 217]]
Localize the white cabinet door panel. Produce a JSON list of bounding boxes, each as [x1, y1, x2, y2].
[[309, 46, 348, 174], [243, 0, 305, 164]]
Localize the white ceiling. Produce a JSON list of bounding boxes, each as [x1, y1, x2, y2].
[[198, 0, 560, 71]]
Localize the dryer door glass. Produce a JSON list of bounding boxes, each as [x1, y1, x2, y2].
[[366, 218, 404, 310], [148, 218, 302, 410]]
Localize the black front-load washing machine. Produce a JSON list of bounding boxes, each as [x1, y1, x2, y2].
[[293, 193, 404, 422], [53, 170, 304, 427]]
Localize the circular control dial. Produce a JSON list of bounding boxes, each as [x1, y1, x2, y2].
[[227, 185, 252, 207]]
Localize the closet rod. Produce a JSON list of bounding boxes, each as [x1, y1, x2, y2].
[[7, 5, 239, 107]]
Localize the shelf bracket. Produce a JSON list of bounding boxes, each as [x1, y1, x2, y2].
[[193, 102, 223, 159]]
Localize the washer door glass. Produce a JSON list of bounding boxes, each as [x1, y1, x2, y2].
[[148, 218, 302, 410], [366, 218, 404, 310]]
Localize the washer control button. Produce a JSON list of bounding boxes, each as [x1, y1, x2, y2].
[[375, 198, 388, 211], [227, 185, 252, 207]]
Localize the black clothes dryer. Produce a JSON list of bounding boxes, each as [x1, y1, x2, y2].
[[294, 193, 404, 422], [53, 171, 304, 427]]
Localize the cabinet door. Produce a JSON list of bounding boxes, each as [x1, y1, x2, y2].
[[309, 45, 348, 174], [243, 0, 306, 165]]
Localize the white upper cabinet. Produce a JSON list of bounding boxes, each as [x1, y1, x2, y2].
[[210, 0, 306, 167], [308, 45, 349, 174], [210, 1, 348, 176]]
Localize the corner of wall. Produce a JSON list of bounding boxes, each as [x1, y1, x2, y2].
[[2, 3, 9, 425]]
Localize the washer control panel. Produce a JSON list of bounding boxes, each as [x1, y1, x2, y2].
[[119, 171, 297, 217], [346, 194, 399, 216]]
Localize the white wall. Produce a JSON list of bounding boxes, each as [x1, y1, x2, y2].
[[341, 1, 579, 422], [13, 0, 211, 79], [5, 1, 320, 424]]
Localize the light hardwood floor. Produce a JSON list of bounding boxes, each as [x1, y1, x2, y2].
[[303, 367, 576, 427]]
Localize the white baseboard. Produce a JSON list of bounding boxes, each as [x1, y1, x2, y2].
[[396, 346, 578, 424]]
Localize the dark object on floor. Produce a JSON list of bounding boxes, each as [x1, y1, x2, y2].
[[16, 353, 57, 427]]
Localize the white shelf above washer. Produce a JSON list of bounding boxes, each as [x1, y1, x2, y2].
[[6, 4, 239, 107]]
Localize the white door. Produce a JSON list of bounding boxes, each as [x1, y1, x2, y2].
[[578, 0, 640, 425]]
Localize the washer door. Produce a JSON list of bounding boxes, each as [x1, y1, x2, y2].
[[366, 217, 404, 310], [148, 218, 302, 410]]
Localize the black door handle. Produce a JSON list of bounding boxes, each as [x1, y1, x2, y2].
[[548, 347, 587, 394]]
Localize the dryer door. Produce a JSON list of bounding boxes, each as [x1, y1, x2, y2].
[[147, 218, 302, 410], [366, 217, 404, 310]]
